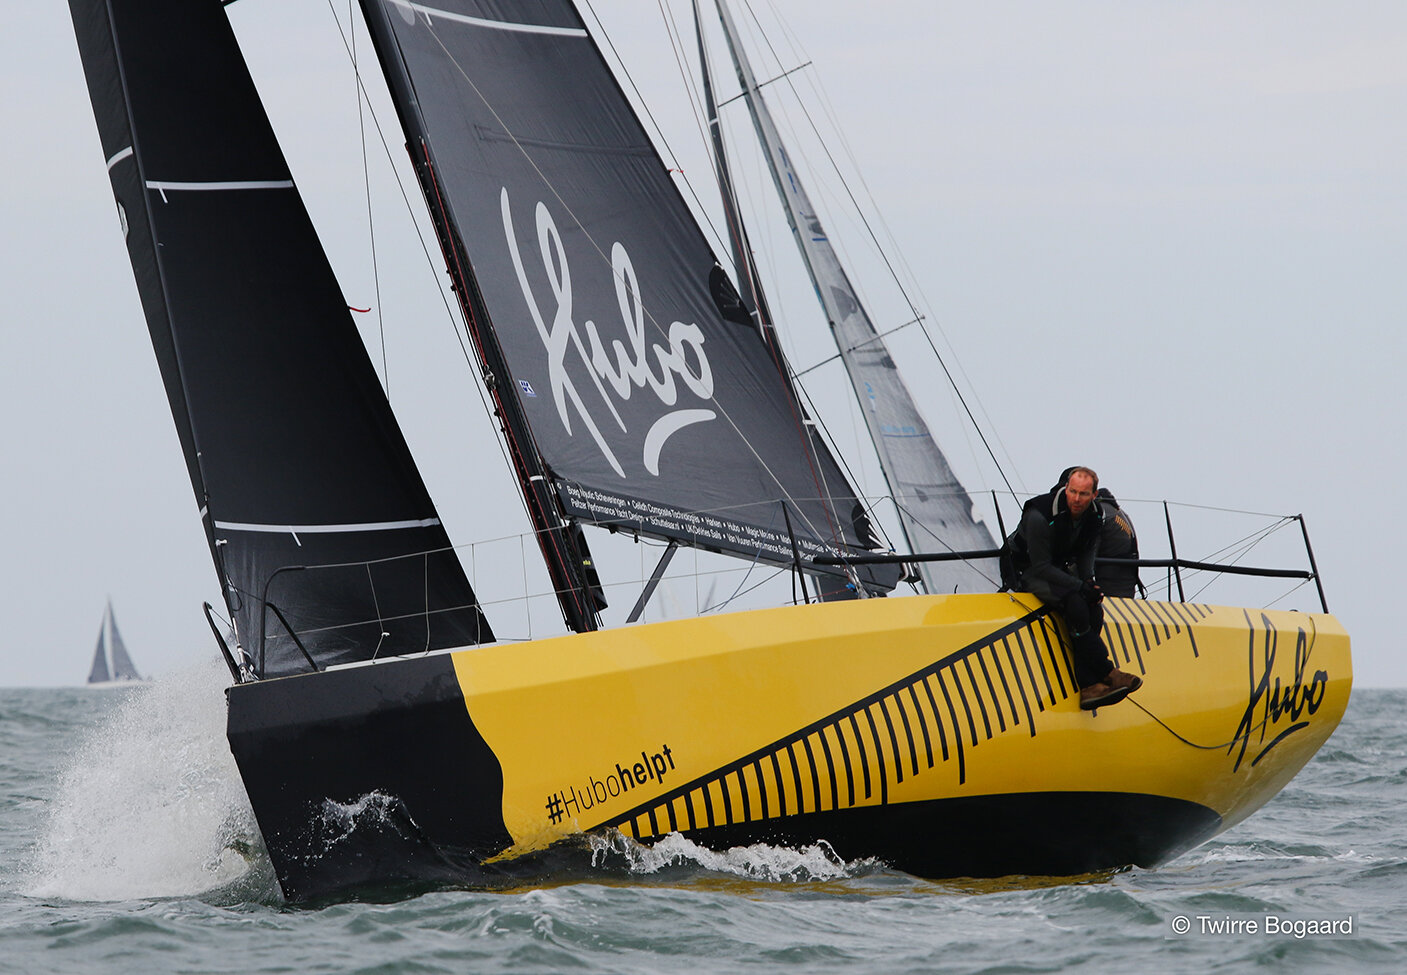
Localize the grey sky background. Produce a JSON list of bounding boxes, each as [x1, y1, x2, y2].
[[1, 1, 1402, 687]]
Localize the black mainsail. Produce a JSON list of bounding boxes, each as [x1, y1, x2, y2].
[[705, 0, 998, 593], [68, 0, 493, 677], [356, 0, 894, 603]]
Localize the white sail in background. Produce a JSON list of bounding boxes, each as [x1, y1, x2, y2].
[[708, 0, 996, 593], [85, 614, 110, 685], [87, 600, 143, 684], [104, 603, 142, 681]]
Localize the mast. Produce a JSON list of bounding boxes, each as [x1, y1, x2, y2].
[[357, 0, 603, 634], [694, 0, 864, 601], [707, 0, 997, 594], [693, 0, 771, 337]]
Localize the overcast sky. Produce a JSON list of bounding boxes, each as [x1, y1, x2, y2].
[[1, 1, 1403, 687]]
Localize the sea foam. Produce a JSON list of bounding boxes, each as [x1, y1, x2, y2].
[[587, 828, 866, 882]]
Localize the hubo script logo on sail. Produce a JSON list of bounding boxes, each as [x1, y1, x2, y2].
[[501, 188, 716, 478]]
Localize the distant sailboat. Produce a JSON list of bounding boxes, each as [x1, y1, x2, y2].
[[87, 601, 144, 685]]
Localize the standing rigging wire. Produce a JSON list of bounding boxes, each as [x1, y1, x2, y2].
[[601, 0, 889, 579], [698, 0, 1001, 593], [314, 0, 565, 616], [658, 0, 994, 588], [733, 0, 1022, 502], [578, 0, 742, 284], [686, 0, 859, 578], [318, 1, 519, 462], [640, 0, 877, 580], [346, 0, 389, 393]]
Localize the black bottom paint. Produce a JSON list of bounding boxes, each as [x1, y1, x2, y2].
[[226, 656, 512, 902], [647, 792, 1223, 880]]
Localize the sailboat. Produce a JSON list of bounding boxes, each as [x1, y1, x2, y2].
[[86, 600, 144, 685], [67, 0, 1351, 902]]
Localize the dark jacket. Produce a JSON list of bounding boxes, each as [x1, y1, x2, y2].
[[1002, 484, 1102, 602], [1095, 488, 1140, 597]]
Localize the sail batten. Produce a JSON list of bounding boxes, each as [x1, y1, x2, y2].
[[214, 518, 444, 535], [145, 180, 296, 193], [389, 1, 588, 36]]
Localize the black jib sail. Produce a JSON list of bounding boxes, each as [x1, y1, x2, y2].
[[357, 0, 895, 604], [68, 0, 493, 678]]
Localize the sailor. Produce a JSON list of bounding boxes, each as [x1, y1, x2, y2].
[[1003, 466, 1143, 710], [1095, 487, 1141, 598]]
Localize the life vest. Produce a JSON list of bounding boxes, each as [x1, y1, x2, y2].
[[1096, 488, 1141, 597], [998, 483, 1103, 590]]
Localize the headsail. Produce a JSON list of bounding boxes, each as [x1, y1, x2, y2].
[[357, 0, 896, 597], [68, 0, 494, 678], [706, 0, 997, 594], [105, 603, 142, 682], [86, 615, 110, 685]]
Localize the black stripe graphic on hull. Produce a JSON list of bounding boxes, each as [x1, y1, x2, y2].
[[606, 601, 1202, 842]]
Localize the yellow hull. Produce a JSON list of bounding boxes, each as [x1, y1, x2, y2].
[[453, 593, 1349, 856], [228, 593, 1350, 900]]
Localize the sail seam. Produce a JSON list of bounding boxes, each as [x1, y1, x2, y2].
[[389, 1, 587, 37]]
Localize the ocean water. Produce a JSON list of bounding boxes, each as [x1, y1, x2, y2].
[[2, 662, 1404, 974]]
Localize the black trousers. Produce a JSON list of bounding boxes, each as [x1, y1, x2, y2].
[[1056, 590, 1114, 689]]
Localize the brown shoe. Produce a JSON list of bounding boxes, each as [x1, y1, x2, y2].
[[1106, 668, 1143, 694], [1080, 682, 1131, 710]]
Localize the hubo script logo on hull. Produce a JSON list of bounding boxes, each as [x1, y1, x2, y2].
[[501, 188, 716, 477]]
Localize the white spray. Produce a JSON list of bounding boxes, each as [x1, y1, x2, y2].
[[26, 657, 273, 902], [588, 829, 862, 883]]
